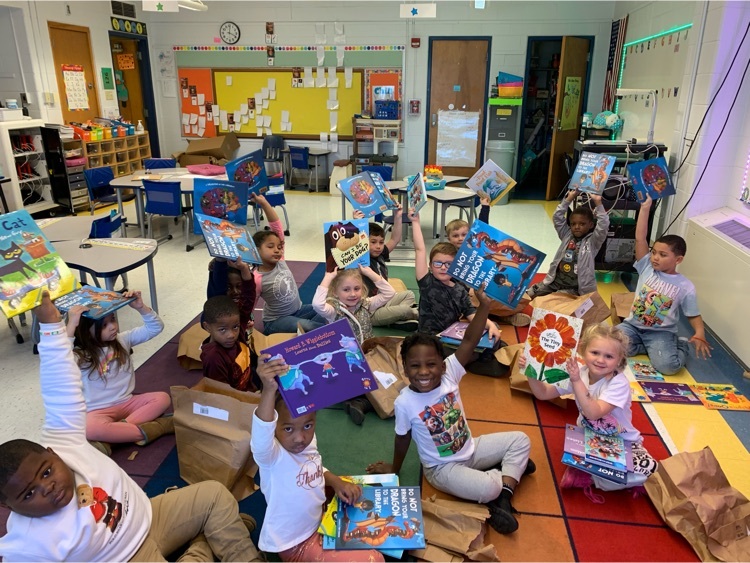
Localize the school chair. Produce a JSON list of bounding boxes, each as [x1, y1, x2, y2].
[[251, 174, 291, 236], [144, 157, 177, 170], [262, 135, 285, 175], [142, 180, 193, 251], [289, 146, 316, 192], [85, 210, 130, 291], [83, 166, 135, 219]]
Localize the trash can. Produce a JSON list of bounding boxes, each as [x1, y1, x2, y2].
[[485, 140, 516, 205]]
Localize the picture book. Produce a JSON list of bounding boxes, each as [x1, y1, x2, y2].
[[323, 218, 370, 272], [192, 178, 249, 235], [333, 486, 425, 551], [639, 381, 701, 405], [627, 358, 665, 382], [261, 319, 378, 418], [584, 427, 627, 471], [54, 286, 135, 320], [569, 152, 617, 195], [224, 149, 269, 195], [438, 321, 496, 350], [337, 171, 399, 218], [406, 172, 428, 215], [196, 212, 262, 265], [626, 156, 676, 203], [465, 159, 517, 206], [0, 210, 77, 318], [687, 383, 750, 411], [630, 380, 651, 403], [523, 308, 583, 384], [447, 220, 545, 308], [562, 425, 627, 484]]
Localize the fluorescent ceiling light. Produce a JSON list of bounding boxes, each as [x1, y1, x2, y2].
[[475, 0, 486, 8], [178, 0, 207, 11]]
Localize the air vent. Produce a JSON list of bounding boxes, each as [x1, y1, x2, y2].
[[713, 219, 750, 250], [111, 1, 136, 19]]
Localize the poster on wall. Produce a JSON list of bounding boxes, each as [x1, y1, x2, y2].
[[560, 76, 581, 130], [117, 53, 135, 71], [155, 47, 176, 79], [436, 110, 479, 167], [61, 64, 89, 111]]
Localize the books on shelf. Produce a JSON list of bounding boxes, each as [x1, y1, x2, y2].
[[192, 178, 249, 235], [196, 212, 262, 265], [569, 152, 617, 195], [465, 159, 516, 206], [627, 358, 665, 382], [438, 321, 496, 351], [447, 220, 545, 308], [323, 219, 370, 272], [54, 286, 135, 320], [0, 210, 77, 318], [687, 383, 750, 411], [224, 149, 269, 195], [523, 308, 583, 384], [639, 381, 701, 404], [336, 171, 399, 218], [406, 172, 427, 216], [562, 424, 628, 484], [626, 156, 675, 202], [260, 319, 378, 418]]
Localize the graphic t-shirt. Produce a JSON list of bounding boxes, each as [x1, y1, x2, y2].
[[555, 237, 581, 288], [394, 354, 474, 468], [260, 260, 302, 322], [624, 254, 699, 332]]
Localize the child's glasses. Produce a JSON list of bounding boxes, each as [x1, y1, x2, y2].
[[431, 260, 452, 269]]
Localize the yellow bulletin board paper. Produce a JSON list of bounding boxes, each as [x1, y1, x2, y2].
[[213, 69, 363, 139]]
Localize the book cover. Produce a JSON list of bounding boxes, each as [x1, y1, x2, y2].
[[437, 321, 496, 350], [687, 383, 750, 411], [522, 308, 583, 384], [627, 358, 665, 382], [224, 149, 269, 195], [406, 172, 428, 215], [569, 152, 617, 195], [0, 210, 77, 318], [334, 486, 425, 551], [447, 220, 545, 308], [584, 427, 627, 471], [630, 380, 651, 403], [465, 159, 516, 206], [639, 381, 701, 405], [192, 178, 249, 235], [323, 219, 370, 272], [196, 212, 262, 265], [562, 452, 627, 485], [337, 171, 398, 218], [261, 319, 378, 418], [54, 286, 135, 320], [626, 157, 675, 203], [563, 424, 632, 474]]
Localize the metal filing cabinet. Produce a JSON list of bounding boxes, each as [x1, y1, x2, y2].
[[487, 103, 519, 142]]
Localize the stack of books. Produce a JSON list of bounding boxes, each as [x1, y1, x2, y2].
[[562, 424, 632, 484]]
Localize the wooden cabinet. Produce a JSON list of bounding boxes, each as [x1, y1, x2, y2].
[[82, 132, 151, 177]]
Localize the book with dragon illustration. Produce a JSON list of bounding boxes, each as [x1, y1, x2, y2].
[[562, 424, 628, 484], [54, 286, 136, 320], [0, 210, 77, 318], [583, 427, 628, 471], [337, 171, 399, 218], [437, 321, 496, 351], [465, 159, 516, 206], [192, 178, 249, 235], [224, 149, 269, 195], [196, 213, 262, 265], [323, 219, 370, 272], [447, 220, 545, 308], [406, 172, 428, 215], [627, 358, 665, 382], [639, 381, 701, 405], [687, 383, 750, 411], [260, 319, 378, 418], [522, 308, 583, 384], [569, 152, 616, 195], [626, 156, 676, 203]]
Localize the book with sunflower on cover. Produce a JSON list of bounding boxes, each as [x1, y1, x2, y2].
[[522, 308, 583, 383]]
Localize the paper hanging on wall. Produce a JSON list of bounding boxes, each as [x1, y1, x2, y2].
[[329, 89, 338, 101], [160, 80, 176, 98], [336, 45, 345, 65], [197, 127, 205, 137], [182, 113, 190, 125], [254, 95, 262, 107], [183, 124, 190, 134], [304, 67, 314, 88], [320, 133, 328, 142], [248, 110, 255, 119], [269, 91, 276, 100], [117, 53, 135, 70], [264, 127, 272, 136], [436, 110, 479, 167], [241, 115, 248, 124], [329, 111, 338, 132], [61, 64, 89, 111], [199, 105, 206, 115], [261, 87, 269, 98], [198, 116, 206, 128], [345, 67, 353, 88], [240, 103, 248, 115], [191, 124, 198, 134], [262, 99, 269, 109], [212, 105, 219, 116], [225, 76, 232, 86], [197, 93, 205, 105], [281, 110, 290, 122], [327, 100, 339, 110], [264, 116, 271, 127], [317, 45, 325, 66], [256, 116, 263, 126], [327, 67, 339, 88], [189, 114, 198, 124], [268, 78, 276, 90], [315, 23, 326, 45], [257, 127, 263, 137], [330, 132, 339, 151]]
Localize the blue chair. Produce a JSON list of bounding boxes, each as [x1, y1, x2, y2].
[[144, 157, 177, 171], [251, 174, 291, 236], [143, 180, 193, 250], [289, 146, 315, 191], [86, 210, 129, 290], [84, 166, 134, 216], [262, 135, 285, 175]]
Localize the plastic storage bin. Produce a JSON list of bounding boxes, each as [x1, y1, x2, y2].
[[374, 100, 400, 119]]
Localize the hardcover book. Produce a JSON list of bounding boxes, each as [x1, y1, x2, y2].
[[224, 149, 269, 195], [0, 210, 77, 318], [465, 159, 516, 206], [627, 358, 665, 382], [523, 308, 583, 384], [54, 286, 135, 320], [630, 380, 651, 403], [323, 219, 370, 272], [569, 152, 617, 195], [639, 381, 701, 405], [261, 319, 378, 418], [687, 383, 750, 411], [584, 427, 627, 471], [406, 172, 428, 215], [626, 157, 676, 203], [192, 178, 249, 235], [337, 171, 399, 218], [196, 212, 262, 265], [562, 424, 628, 484], [447, 220, 545, 308], [437, 321, 496, 350]]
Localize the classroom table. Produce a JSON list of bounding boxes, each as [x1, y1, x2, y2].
[[282, 147, 331, 192], [54, 238, 160, 313], [37, 215, 97, 242], [428, 185, 477, 241]]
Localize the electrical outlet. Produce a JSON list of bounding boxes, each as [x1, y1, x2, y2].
[[44, 92, 55, 105]]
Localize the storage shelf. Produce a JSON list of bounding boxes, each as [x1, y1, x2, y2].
[[13, 151, 43, 158], [82, 133, 151, 177]]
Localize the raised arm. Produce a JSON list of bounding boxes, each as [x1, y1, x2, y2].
[[455, 287, 491, 366], [411, 212, 428, 281], [588, 194, 610, 250], [312, 269, 339, 322], [252, 193, 280, 225], [361, 266, 395, 310], [552, 189, 577, 238], [566, 357, 615, 420], [634, 196, 652, 260], [386, 205, 404, 252], [478, 196, 491, 224]]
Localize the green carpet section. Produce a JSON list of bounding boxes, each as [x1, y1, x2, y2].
[[371, 265, 420, 338]]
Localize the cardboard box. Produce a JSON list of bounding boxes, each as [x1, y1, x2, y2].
[[184, 132, 239, 160], [610, 292, 635, 326]]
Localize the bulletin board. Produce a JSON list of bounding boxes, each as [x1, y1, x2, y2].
[[177, 67, 218, 138]]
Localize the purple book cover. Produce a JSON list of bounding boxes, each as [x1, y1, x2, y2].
[[563, 424, 632, 472], [261, 319, 378, 418], [640, 381, 701, 404]]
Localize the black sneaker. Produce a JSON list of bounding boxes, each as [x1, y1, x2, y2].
[[345, 397, 373, 425], [493, 458, 536, 476], [391, 319, 419, 332], [486, 495, 519, 534]]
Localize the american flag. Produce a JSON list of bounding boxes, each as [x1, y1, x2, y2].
[[602, 15, 629, 111]]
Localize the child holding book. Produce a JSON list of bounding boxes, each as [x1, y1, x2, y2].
[[251, 354, 385, 562], [527, 189, 609, 298], [519, 324, 658, 498], [367, 288, 534, 534], [615, 195, 711, 374], [66, 290, 170, 455]]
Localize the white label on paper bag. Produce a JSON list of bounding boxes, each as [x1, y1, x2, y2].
[[373, 370, 398, 389], [573, 297, 594, 318], [193, 402, 229, 421]]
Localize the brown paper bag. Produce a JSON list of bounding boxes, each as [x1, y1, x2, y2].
[[250, 330, 298, 355], [530, 291, 610, 331], [610, 292, 635, 326], [177, 323, 209, 370], [361, 336, 408, 419], [388, 277, 408, 293], [171, 378, 261, 501], [645, 447, 750, 562]]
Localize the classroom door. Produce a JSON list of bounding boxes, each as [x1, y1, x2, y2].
[[48, 22, 101, 124], [425, 38, 490, 178], [546, 37, 590, 200], [110, 37, 145, 126]]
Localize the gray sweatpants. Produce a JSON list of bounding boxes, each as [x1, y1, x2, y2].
[[371, 290, 418, 326]]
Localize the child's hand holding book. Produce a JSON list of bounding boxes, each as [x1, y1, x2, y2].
[[35, 290, 62, 324], [329, 475, 362, 505]]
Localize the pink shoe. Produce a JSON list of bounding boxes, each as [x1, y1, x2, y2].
[[560, 467, 593, 489], [631, 485, 647, 499]]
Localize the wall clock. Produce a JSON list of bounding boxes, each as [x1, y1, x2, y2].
[[219, 21, 240, 45]]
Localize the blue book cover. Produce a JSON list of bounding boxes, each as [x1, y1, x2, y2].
[[465, 159, 516, 206], [562, 452, 627, 485], [261, 319, 378, 418], [323, 219, 370, 272], [196, 212, 262, 264], [448, 220, 545, 308], [406, 172, 428, 215], [337, 171, 398, 218], [224, 149, 269, 195], [583, 427, 628, 472], [54, 286, 135, 320], [570, 152, 617, 195], [192, 178, 249, 235], [626, 157, 675, 202], [562, 424, 628, 484], [438, 321, 496, 350]]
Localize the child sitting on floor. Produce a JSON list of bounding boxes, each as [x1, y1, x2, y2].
[[520, 324, 658, 500], [251, 354, 385, 562], [367, 288, 534, 534], [0, 292, 261, 562], [67, 289, 170, 456]]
